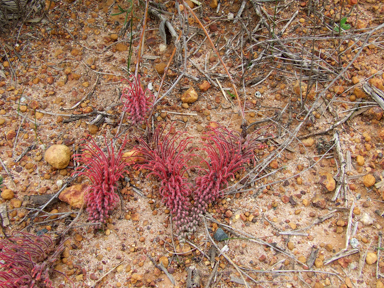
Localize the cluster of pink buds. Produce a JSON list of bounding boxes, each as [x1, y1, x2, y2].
[[0, 232, 69, 287], [133, 125, 196, 236], [192, 124, 262, 218], [73, 136, 130, 226], [121, 75, 154, 125]]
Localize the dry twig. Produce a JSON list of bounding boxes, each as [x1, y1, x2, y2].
[[202, 216, 250, 288], [183, 1, 246, 124], [332, 130, 347, 202], [62, 74, 100, 110], [324, 248, 359, 266], [358, 240, 373, 278], [377, 232, 383, 279]]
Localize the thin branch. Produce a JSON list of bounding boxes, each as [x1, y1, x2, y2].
[[135, 0, 150, 78], [183, 1, 245, 123], [62, 74, 100, 110], [202, 216, 250, 288]]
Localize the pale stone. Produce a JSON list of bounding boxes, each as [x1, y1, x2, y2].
[[1, 189, 14, 200], [44, 145, 71, 169], [59, 184, 88, 209], [302, 138, 315, 147], [363, 174, 375, 187], [159, 256, 169, 268], [366, 252, 378, 264], [181, 87, 198, 103], [360, 213, 374, 226], [159, 44, 167, 52]]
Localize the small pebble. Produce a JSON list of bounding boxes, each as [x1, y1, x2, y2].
[[298, 256, 306, 263], [116, 264, 124, 273], [289, 223, 297, 230], [159, 256, 169, 268], [336, 227, 344, 233], [74, 234, 83, 242], [314, 258, 323, 268], [155, 63, 167, 75], [363, 174, 376, 187], [366, 252, 378, 264], [356, 155, 364, 166], [1, 189, 14, 200], [214, 228, 228, 241], [10, 198, 22, 208], [350, 238, 359, 249], [360, 213, 374, 226]]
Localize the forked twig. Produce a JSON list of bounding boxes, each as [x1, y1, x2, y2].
[[324, 248, 359, 266], [358, 240, 373, 278], [0, 157, 16, 189], [205, 261, 219, 288], [296, 210, 336, 232], [377, 232, 382, 279], [332, 130, 347, 201], [135, 0, 150, 78], [12, 114, 26, 159], [147, 31, 182, 135], [59, 205, 84, 239], [148, 254, 176, 285], [93, 261, 124, 286], [345, 201, 355, 250], [183, 1, 245, 123], [63, 74, 100, 110], [202, 216, 250, 288], [205, 215, 304, 266], [153, 31, 182, 107]]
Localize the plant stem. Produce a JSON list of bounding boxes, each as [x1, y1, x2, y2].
[[33, 109, 40, 145], [127, 9, 134, 73], [135, 0, 150, 78], [147, 31, 182, 125], [270, 0, 278, 55]]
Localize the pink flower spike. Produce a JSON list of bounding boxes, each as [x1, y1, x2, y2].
[[194, 123, 262, 215], [0, 232, 70, 288], [121, 75, 154, 125], [133, 124, 195, 235], [73, 135, 130, 225]]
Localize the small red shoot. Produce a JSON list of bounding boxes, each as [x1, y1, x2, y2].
[[73, 136, 130, 225], [133, 125, 196, 236], [193, 124, 262, 214], [121, 75, 154, 125], [0, 232, 68, 288]]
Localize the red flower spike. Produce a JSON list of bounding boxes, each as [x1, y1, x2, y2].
[[121, 75, 154, 125], [193, 124, 262, 215], [0, 232, 69, 288], [134, 125, 195, 236], [73, 135, 130, 225]]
